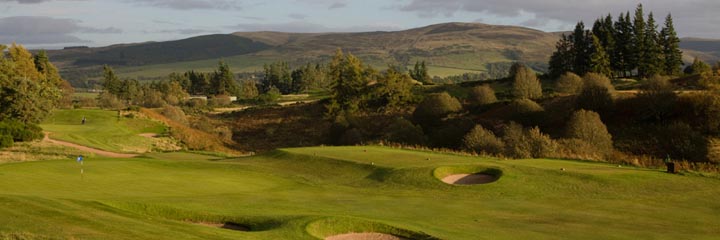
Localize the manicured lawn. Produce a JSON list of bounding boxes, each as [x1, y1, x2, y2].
[[40, 109, 166, 153], [1, 146, 719, 239]]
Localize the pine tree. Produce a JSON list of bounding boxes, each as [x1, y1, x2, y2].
[[102, 65, 122, 95], [326, 49, 368, 116], [640, 12, 664, 77], [660, 14, 683, 76], [614, 12, 634, 78], [549, 34, 574, 78], [572, 22, 592, 75], [632, 4, 647, 77], [211, 61, 239, 96], [590, 35, 613, 77], [409, 61, 431, 84]]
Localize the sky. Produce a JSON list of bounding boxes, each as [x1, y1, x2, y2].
[[1, 0, 718, 49]]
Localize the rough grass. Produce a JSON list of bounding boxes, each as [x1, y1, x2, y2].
[[1, 146, 719, 239], [40, 109, 166, 153]]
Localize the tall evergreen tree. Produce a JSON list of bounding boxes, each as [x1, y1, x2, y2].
[[409, 61, 431, 84], [632, 4, 647, 77], [614, 12, 634, 77], [548, 34, 574, 78], [659, 14, 683, 76], [326, 49, 368, 116], [590, 35, 613, 77], [640, 12, 664, 77], [572, 22, 592, 75], [211, 61, 239, 96], [102, 65, 122, 95]]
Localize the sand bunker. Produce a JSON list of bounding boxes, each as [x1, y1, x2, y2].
[[193, 222, 250, 231], [325, 233, 407, 240], [441, 173, 498, 185]]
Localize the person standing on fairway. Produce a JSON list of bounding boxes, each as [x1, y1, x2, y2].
[[81, 116, 86, 125], [76, 155, 84, 165]]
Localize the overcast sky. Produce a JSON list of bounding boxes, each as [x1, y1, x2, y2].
[[1, 0, 718, 49]]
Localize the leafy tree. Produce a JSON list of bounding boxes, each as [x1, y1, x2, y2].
[[659, 14, 683, 76], [239, 80, 259, 100], [409, 61, 431, 84], [412, 92, 462, 127], [468, 85, 497, 106], [685, 58, 712, 76], [511, 63, 542, 99], [369, 66, 417, 110], [565, 109, 613, 155], [555, 72, 584, 95], [501, 122, 556, 159], [384, 117, 427, 145], [463, 125, 504, 155], [577, 73, 614, 113], [589, 35, 613, 77]]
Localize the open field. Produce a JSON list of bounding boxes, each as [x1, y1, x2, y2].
[[1, 146, 719, 239], [40, 109, 166, 153]]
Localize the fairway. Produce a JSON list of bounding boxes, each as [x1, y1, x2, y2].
[[40, 109, 166, 153], [1, 147, 719, 239]]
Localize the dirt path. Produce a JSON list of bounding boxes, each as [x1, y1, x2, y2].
[[325, 233, 407, 240], [43, 132, 139, 158]]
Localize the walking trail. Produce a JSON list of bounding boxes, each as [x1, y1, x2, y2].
[[43, 132, 139, 158]]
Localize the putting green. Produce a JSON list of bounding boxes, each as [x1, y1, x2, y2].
[[0, 146, 719, 239]]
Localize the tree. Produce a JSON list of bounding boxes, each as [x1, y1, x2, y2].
[[565, 110, 613, 155], [211, 61, 239, 96], [555, 72, 584, 95], [592, 15, 616, 75], [637, 74, 677, 122], [239, 80, 259, 100], [659, 14, 683, 76], [468, 85, 497, 106], [640, 12, 664, 77], [412, 92, 462, 127], [686, 58, 712, 76], [384, 117, 427, 145], [589, 35, 613, 77], [326, 49, 368, 116], [577, 73, 614, 113], [614, 12, 635, 77], [263, 62, 292, 94], [511, 63, 542, 99], [409, 61, 431, 84], [572, 22, 592, 75], [631, 4, 647, 77], [102, 65, 122, 96], [370, 66, 417, 110], [548, 34, 575, 78], [463, 125, 504, 155]]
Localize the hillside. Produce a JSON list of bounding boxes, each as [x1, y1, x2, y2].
[[47, 22, 561, 85], [681, 38, 720, 63]]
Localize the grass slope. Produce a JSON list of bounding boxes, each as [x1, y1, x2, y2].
[[1, 146, 719, 239], [40, 109, 166, 153]]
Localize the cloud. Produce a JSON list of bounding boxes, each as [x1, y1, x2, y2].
[[397, 0, 720, 37], [229, 21, 402, 33], [328, 2, 346, 9], [0, 16, 121, 44], [288, 13, 307, 20], [0, 0, 52, 3], [128, 0, 241, 10]]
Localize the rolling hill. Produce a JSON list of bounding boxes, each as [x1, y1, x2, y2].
[[44, 22, 719, 87]]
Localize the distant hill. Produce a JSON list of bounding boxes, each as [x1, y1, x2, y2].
[[680, 38, 720, 64], [43, 23, 719, 87]]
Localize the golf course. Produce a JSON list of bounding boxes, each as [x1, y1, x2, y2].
[[0, 109, 718, 239]]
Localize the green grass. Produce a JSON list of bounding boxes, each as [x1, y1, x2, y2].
[[1, 146, 719, 239], [40, 109, 166, 153]]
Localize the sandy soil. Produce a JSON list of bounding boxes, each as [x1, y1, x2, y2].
[[441, 173, 498, 185], [138, 133, 158, 138], [325, 233, 407, 240], [43, 132, 138, 158]]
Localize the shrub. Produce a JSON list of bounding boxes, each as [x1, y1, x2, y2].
[[555, 72, 583, 95], [556, 138, 606, 161], [97, 92, 126, 110], [658, 122, 708, 162], [0, 134, 13, 149], [142, 89, 165, 108], [209, 95, 232, 107], [506, 98, 544, 125], [384, 118, 427, 145], [582, 72, 615, 92], [678, 93, 720, 134], [257, 86, 281, 104], [0, 120, 43, 142], [565, 110, 613, 156], [511, 64, 542, 99], [339, 128, 364, 145], [636, 74, 677, 122], [501, 122, 555, 159], [161, 105, 187, 125], [577, 85, 614, 113], [412, 92, 462, 127], [468, 85, 497, 106], [463, 125, 504, 155], [429, 118, 474, 149]]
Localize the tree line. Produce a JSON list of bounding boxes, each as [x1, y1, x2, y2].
[[549, 4, 683, 79]]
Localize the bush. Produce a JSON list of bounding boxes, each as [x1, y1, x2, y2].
[[680, 93, 720, 134], [0, 120, 43, 142], [636, 75, 678, 122], [555, 72, 583, 95], [468, 85, 497, 106], [565, 110, 613, 156], [429, 118, 474, 149], [339, 128, 364, 145], [501, 122, 556, 159], [257, 86, 281, 104], [0, 134, 13, 149], [463, 125, 504, 155], [506, 98, 544, 125], [209, 95, 232, 107], [161, 105, 187, 125], [412, 92, 462, 127], [583, 72, 615, 92], [97, 92, 126, 110], [384, 118, 427, 145], [511, 64, 542, 99], [556, 138, 607, 161]]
